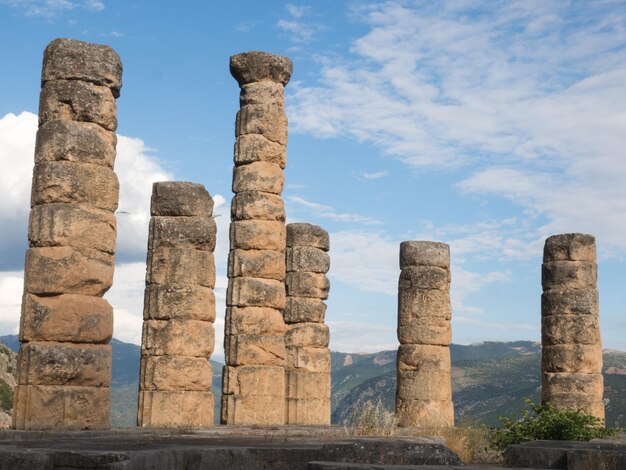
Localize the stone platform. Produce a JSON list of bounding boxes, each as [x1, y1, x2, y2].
[[504, 438, 626, 469], [0, 426, 463, 469]]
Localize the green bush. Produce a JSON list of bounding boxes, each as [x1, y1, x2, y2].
[[0, 379, 12, 412], [488, 398, 619, 451]]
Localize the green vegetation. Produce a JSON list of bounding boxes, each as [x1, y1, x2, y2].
[[0, 378, 12, 411], [488, 399, 619, 451]]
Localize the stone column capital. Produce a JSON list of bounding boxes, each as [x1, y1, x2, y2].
[[230, 51, 293, 86]]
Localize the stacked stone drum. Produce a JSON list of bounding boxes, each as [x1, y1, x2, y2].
[[541, 233, 604, 419], [284, 223, 331, 425], [14, 38, 122, 429], [222, 51, 293, 425], [138, 182, 217, 427], [395, 241, 454, 428]]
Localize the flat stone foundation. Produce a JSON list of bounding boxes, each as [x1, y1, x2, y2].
[[0, 426, 461, 469], [504, 439, 626, 469]]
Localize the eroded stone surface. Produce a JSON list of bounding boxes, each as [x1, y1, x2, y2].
[[150, 181, 214, 217], [287, 223, 330, 251], [138, 390, 214, 428], [230, 51, 293, 86]]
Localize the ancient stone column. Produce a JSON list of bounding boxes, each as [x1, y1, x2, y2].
[[13, 38, 122, 430], [395, 241, 454, 428], [541, 233, 604, 419], [222, 51, 292, 425], [284, 223, 331, 425], [137, 182, 216, 428]]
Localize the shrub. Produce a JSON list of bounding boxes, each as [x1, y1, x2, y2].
[[0, 379, 12, 412], [488, 398, 619, 451]]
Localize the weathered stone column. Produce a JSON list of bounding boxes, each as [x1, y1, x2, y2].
[[13, 38, 122, 430], [541, 233, 604, 419], [137, 182, 216, 428], [222, 51, 292, 425], [284, 223, 331, 425], [395, 241, 454, 428]]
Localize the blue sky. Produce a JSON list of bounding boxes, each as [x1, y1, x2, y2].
[[0, 0, 625, 356]]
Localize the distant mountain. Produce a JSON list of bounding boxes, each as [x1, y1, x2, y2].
[[2, 336, 624, 428]]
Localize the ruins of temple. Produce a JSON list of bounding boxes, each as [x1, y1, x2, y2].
[[541, 233, 604, 419], [138, 182, 217, 427], [285, 223, 331, 425], [395, 241, 454, 428], [14, 38, 122, 430], [222, 51, 292, 425]]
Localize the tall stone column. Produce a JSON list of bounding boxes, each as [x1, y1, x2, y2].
[[13, 38, 122, 430], [285, 223, 331, 425], [541, 233, 604, 419], [137, 182, 216, 428], [395, 241, 454, 428], [222, 51, 292, 425]]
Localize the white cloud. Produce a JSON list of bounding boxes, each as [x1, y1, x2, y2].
[[287, 195, 382, 225], [277, 3, 322, 44], [360, 170, 388, 180], [288, 1, 626, 256], [0, 272, 23, 336], [1, 0, 104, 16], [328, 321, 396, 353]]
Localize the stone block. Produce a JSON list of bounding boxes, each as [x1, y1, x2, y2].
[[541, 314, 600, 346], [398, 288, 452, 322], [235, 104, 287, 145], [396, 370, 452, 401], [285, 323, 329, 347], [28, 203, 116, 255], [149, 216, 216, 252], [397, 322, 451, 346], [42, 38, 122, 97], [230, 51, 293, 87], [225, 306, 285, 336], [286, 246, 330, 273], [286, 346, 330, 372], [39, 80, 117, 131], [399, 266, 450, 290], [227, 276, 285, 309], [541, 372, 604, 400], [138, 390, 214, 428], [13, 384, 109, 430], [286, 398, 330, 425], [31, 161, 119, 212], [24, 246, 113, 296], [150, 181, 214, 217], [286, 272, 330, 299], [224, 334, 285, 366], [222, 365, 285, 396], [541, 395, 605, 419], [147, 247, 215, 288], [18, 342, 111, 387], [542, 344, 602, 374], [400, 241, 449, 269], [286, 371, 330, 400], [283, 297, 327, 324], [542, 261, 596, 290], [141, 320, 214, 357], [232, 161, 284, 194], [397, 344, 450, 372], [234, 134, 287, 169], [140, 355, 212, 391], [230, 220, 286, 251], [395, 398, 454, 428], [220, 394, 285, 425], [541, 288, 598, 316], [544, 233, 596, 262], [19, 293, 113, 343], [231, 190, 285, 221], [240, 81, 285, 106], [35, 120, 116, 168], [287, 223, 329, 251], [228, 249, 285, 281], [143, 284, 216, 322]]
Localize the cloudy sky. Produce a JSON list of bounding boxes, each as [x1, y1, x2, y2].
[[0, 0, 625, 357]]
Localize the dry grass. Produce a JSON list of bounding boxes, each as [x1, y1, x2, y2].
[[346, 399, 398, 437]]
